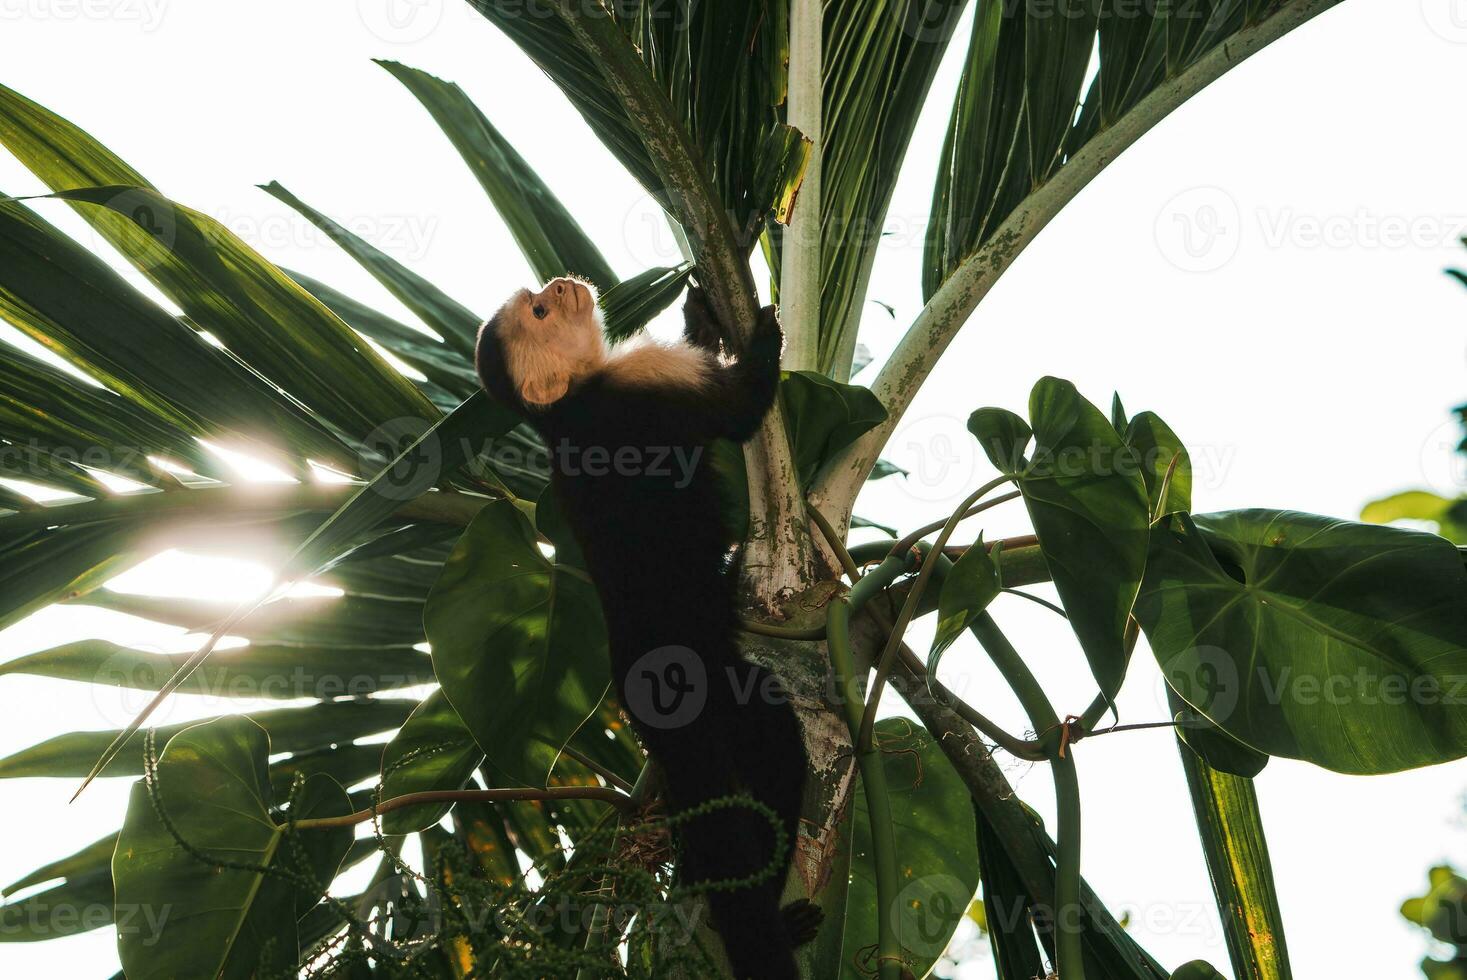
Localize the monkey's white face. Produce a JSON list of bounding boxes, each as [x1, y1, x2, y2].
[[497, 276, 607, 406]]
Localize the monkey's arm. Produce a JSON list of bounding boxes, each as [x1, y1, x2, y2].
[[711, 304, 782, 443], [682, 286, 726, 353]]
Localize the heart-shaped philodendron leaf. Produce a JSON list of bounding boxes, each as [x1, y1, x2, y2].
[[378, 688, 486, 835], [780, 370, 888, 488], [841, 718, 978, 980], [1122, 411, 1191, 520], [425, 499, 610, 788], [113, 716, 352, 979], [1136, 510, 1467, 774], [969, 378, 1150, 702], [929, 535, 1001, 673]]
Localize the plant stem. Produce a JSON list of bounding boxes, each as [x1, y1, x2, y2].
[[0, 483, 492, 533], [1077, 617, 1141, 733], [738, 619, 827, 641], [575, 764, 655, 980], [290, 786, 632, 832], [828, 556, 911, 980], [807, 502, 863, 583], [891, 638, 1045, 762], [859, 477, 1013, 753], [781, 0, 823, 373], [887, 489, 1021, 559], [969, 613, 1085, 980], [1052, 749, 1084, 977], [559, 745, 636, 794]]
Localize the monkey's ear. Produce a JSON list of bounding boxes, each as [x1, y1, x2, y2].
[[519, 371, 570, 407]]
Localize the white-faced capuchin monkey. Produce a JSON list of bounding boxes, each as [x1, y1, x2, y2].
[[475, 277, 820, 979]]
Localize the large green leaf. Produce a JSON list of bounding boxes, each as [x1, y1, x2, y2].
[[0, 833, 118, 941], [599, 263, 695, 342], [780, 371, 888, 488], [925, 0, 1029, 300], [0, 348, 229, 487], [425, 499, 609, 787], [46, 184, 438, 443], [77, 591, 427, 648], [1136, 510, 1467, 773], [841, 718, 978, 980], [469, 0, 793, 246], [261, 181, 481, 355], [1026, 0, 1101, 182], [1124, 410, 1193, 520], [930, 537, 1002, 667], [1174, 724, 1292, 980], [975, 811, 1049, 980], [0, 82, 437, 443], [113, 716, 352, 979], [0, 523, 143, 632], [285, 268, 481, 406], [818, 0, 970, 372], [0, 639, 433, 699], [926, 1, 1327, 296], [66, 393, 504, 796], [969, 378, 1150, 701], [0, 197, 344, 475], [0, 699, 415, 778], [377, 689, 485, 835], [377, 59, 619, 289]]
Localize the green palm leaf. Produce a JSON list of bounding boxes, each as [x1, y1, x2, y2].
[[378, 59, 619, 289]]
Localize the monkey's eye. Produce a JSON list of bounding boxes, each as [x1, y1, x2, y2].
[[532, 303, 548, 320]]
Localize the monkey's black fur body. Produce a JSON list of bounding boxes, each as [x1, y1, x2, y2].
[[476, 292, 815, 979]]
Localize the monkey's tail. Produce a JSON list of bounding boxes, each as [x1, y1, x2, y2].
[[688, 663, 813, 979]]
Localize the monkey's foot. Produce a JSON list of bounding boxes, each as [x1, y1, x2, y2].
[[781, 899, 825, 947]]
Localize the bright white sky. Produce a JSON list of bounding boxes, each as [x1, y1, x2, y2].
[[1, 1, 1465, 977]]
